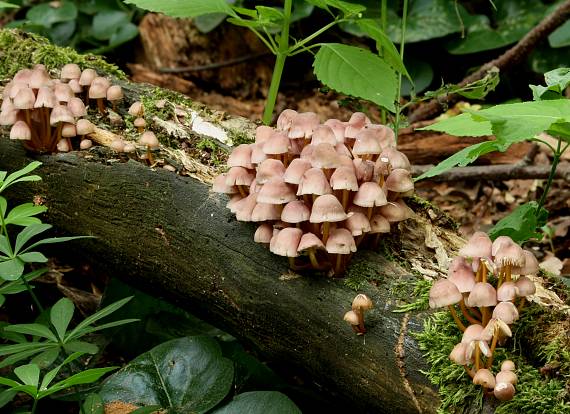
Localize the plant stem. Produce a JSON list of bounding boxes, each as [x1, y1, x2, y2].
[[393, 0, 409, 144], [31, 398, 38, 414], [538, 136, 562, 210], [380, 0, 388, 125], [262, 0, 292, 125]]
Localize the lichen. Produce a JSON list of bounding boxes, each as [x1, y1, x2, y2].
[[0, 29, 125, 79]]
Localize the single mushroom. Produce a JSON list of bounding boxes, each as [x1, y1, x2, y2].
[[140, 131, 160, 165], [351, 294, 373, 334]]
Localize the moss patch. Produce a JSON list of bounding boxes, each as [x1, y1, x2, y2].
[[0, 29, 124, 79]]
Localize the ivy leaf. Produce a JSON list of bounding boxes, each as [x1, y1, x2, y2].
[[124, 0, 237, 18], [313, 43, 397, 111], [489, 202, 548, 243]]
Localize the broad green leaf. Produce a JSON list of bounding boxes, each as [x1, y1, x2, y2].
[[0, 161, 41, 193], [83, 394, 105, 414], [415, 141, 499, 181], [304, 0, 365, 17], [400, 57, 432, 96], [4, 323, 58, 342], [31, 347, 60, 369], [91, 10, 130, 40], [489, 202, 548, 243], [4, 200, 47, 226], [530, 68, 570, 100], [195, 13, 229, 33], [0, 268, 47, 295], [66, 319, 139, 340], [420, 113, 492, 137], [50, 20, 76, 46], [0, 257, 24, 281], [108, 22, 139, 48], [0, 175, 41, 189], [17, 252, 48, 263], [48, 367, 117, 394], [0, 295, 4, 307], [100, 337, 234, 412], [63, 340, 99, 355], [549, 19, 570, 48], [14, 223, 52, 253], [26, 2, 77, 27], [211, 391, 301, 414], [0, 389, 17, 409], [0, 2, 19, 8], [547, 121, 570, 143], [66, 296, 133, 341], [20, 235, 93, 253], [0, 347, 50, 369], [313, 43, 397, 111], [0, 235, 11, 257], [352, 19, 409, 79], [51, 297, 74, 341], [14, 364, 39, 387], [447, 0, 547, 54], [124, 0, 237, 18]]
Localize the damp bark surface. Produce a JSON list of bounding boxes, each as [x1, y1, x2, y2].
[[0, 139, 444, 414]]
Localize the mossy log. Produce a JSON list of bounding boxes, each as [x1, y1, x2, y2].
[[0, 28, 468, 413]]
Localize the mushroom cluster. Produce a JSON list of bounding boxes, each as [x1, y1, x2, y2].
[[429, 232, 538, 401], [0, 64, 123, 153], [343, 294, 374, 335], [212, 110, 414, 276]]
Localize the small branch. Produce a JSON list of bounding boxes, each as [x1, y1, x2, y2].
[[412, 163, 570, 182], [408, 0, 570, 123]]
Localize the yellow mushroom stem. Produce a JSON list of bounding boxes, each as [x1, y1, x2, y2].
[[366, 206, 373, 220], [354, 308, 366, 334], [341, 189, 349, 211], [481, 262, 488, 283], [308, 248, 320, 268], [377, 172, 384, 187], [486, 330, 500, 369], [146, 146, 155, 165], [96, 98, 106, 114], [448, 305, 466, 332], [475, 344, 481, 371], [505, 264, 512, 282], [237, 185, 247, 198], [459, 298, 481, 325], [322, 221, 330, 244], [334, 253, 342, 275], [481, 306, 490, 326], [464, 365, 475, 379]]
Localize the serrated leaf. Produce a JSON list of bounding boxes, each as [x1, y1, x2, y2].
[[313, 43, 397, 111], [51, 297, 74, 341], [124, 0, 237, 18], [100, 337, 234, 412], [489, 202, 548, 243]]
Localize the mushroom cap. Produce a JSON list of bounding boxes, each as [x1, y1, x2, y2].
[[110, 138, 125, 152], [227, 144, 253, 169], [283, 158, 311, 185], [385, 168, 414, 193], [449, 342, 471, 365], [263, 131, 290, 155], [54, 83, 74, 103], [256, 159, 286, 184], [79, 139, 93, 150], [429, 279, 462, 308], [369, 214, 390, 234], [270, 227, 303, 257], [61, 123, 77, 138], [325, 228, 356, 254], [353, 158, 375, 182], [254, 223, 273, 244], [212, 173, 238, 194], [353, 182, 387, 208], [50, 104, 74, 125], [311, 125, 337, 146], [344, 212, 371, 236], [226, 194, 244, 212], [496, 281, 518, 302], [91, 76, 111, 89], [513, 250, 539, 275], [345, 112, 370, 138], [364, 124, 396, 147], [34, 87, 57, 109], [68, 97, 87, 117], [459, 231, 493, 259], [379, 147, 410, 171], [297, 232, 325, 254], [481, 318, 512, 342], [448, 256, 476, 293], [343, 310, 360, 326], [378, 201, 410, 222], [492, 301, 519, 324], [0, 107, 18, 126], [255, 125, 274, 143], [13, 87, 35, 110], [234, 193, 257, 222], [76, 119, 95, 135], [140, 131, 159, 148], [494, 242, 525, 267], [251, 202, 282, 222], [352, 128, 382, 156], [288, 111, 319, 139], [496, 370, 517, 384], [297, 168, 332, 196], [461, 324, 484, 344], [134, 117, 146, 128], [13, 68, 33, 84], [281, 200, 310, 223], [473, 368, 496, 389], [310, 194, 348, 223], [250, 142, 268, 165], [515, 275, 536, 296], [60, 63, 81, 81], [352, 294, 373, 311], [88, 83, 107, 99], [330, 166, 358, 191], [29, 67, 51, 89], [276, 109, 298, 132], [494, 382, 515, 401], [128, 101, 144, 117], [56, 138, 70, 152], [467, 282, 497, 307], [256, 177, 296, 204], [323, 118, 346, 142], [9, 120, 31, 141], [501, 360, 515, 371], [225, 166, 254, 187], [310, 143, 340, 169], [106, 85, 123, 101], [68, 79, 82, 94], [123, 143, 136, 153]]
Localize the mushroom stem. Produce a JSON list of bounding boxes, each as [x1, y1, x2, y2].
[[355, 234, 364, 247], [237, 185, 247, 197], [372, 233, 381, 250], [505, 264, 512, 282], [341, 189, 349, 211], [322, 221, 330, 244], [481, 306, 490, 326], [50, 123, 63, 152], [475, 344, 481, 371], [481, 262, 488, 283], [366, 206, 373, 220], [464, 365, 475, 379], [308, 248, 320, 268], [459, 298, 481, 325], [334, 254, 342, 275], [288, 257, 297, 270], [354, 308, 366, 334], [486, 331, 499, 369], [475, 263, 482, 283], [497, 268, 504, 289], [96, 98, 106, 114], [448, 305, 466, 332], [517, 296, 526, 312], [146, 146, 155, 165]]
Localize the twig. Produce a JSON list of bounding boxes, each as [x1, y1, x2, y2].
[[412, 164, 570, 182], [408, 0, 570, 123], [159, 52, 271, 73]]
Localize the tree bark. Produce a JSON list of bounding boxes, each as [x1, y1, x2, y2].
[[0, 139, 455, 414]]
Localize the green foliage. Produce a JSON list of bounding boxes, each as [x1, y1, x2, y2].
[[212, 391, 301, 414], [124, 0, 236, 18], [530, 68, 570, 101], [313, 43, 398, 111], [392, 278, 431, 313], [0, 1, 18, 8], [489, 202, 548, 243]]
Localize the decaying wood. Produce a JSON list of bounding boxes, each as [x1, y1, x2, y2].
[[408, 0, 570, 123]]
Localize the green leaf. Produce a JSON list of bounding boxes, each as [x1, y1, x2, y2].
[[400, 57, 432, 96], [415, 141, 499, 181], [124, 0, 237, 18], [31, 347, 61, 369], [0, 389, 17, 409], [352, 19, 409, 79], [549, 20, 570, 48], [83, 394, 105, 414], [20, 235, 93, 253], [66, 296, 133, 341], [313, 43, 397, 111], [5, 203, 46, 226], [0, 235, 12, 257], [530, 68, 570, 100], [39, 352, 81, 391], [0, 162, 42, 193], [66, 319, 139, 340], [14, 364, 40, 387], [100, 337, 234, 412], [547, 121, 570, 143], [91, 10, 130, 40], [17, 252, 48, 263], [0, 268, 47, 295], [0, 347, 51, 369], [51, 297, 74, 341], [489, 202, 548, 243], [0, 376, 21, 388], [4, 323, 58, 342], [0, 258, 24, 281], [456, 69, 500, 100], [14, 223, 52, 254], [211, 391, 301, 414], [49, 367, 117, 392], [194, 13, 229, 33], [304, 0, 365, 17], [0, 2, 19, 8], [25, 2, 78, 27], [108, 23, 139, 48], [0, 341, 51, 356], [447, 0, 547, 54], [0, 196, 7, 219], [63, 340, 99, 355]]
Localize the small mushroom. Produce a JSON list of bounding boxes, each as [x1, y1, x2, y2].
[[351, 294, 373, 334], [140, 131, 159, 165]]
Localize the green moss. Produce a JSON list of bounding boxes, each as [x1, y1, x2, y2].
[[343, 259, 382, 291], [139, 87, 194, 121], [392, 278, 431, 313], [196, 138, 228, 167], [414, 305, 570, 414], [406, 194, 458, 231], [228, 128, 254, 146], [0, 29, 125, 79]]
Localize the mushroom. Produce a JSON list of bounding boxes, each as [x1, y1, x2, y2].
[[106, 85, 123, 111], [140, 131, 159, 165], [351, 294, 373, 334]]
